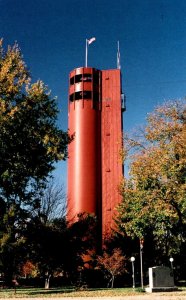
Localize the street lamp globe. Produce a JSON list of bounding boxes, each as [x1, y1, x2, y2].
[[169, 257, 174, 270], [130, 256, 135, 289]]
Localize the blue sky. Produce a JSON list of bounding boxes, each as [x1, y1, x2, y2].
[[0, 0, 186, 186]]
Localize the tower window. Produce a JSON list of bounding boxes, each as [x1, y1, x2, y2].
[[71, 74, 92, 84], [70, 76, 74, 85], [70, 73, 100, 85], [75, 74, 83, 83], [82, 91, 92, 99], [82, 74, 92, 82], [69, 91, 92, 101], [74, 92, 82, 100], [69, 93, 74, 102]]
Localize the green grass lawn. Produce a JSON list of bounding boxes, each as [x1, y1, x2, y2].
[[0, 287, 186, 298], [0, 287, 146, 298]]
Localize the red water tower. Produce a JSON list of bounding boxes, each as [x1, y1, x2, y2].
[[67, 66, 124, 238], [101, 69, 124, 237], [67, 67, 102, 222]]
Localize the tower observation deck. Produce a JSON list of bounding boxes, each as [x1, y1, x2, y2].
[[67, 66, 124, 239]]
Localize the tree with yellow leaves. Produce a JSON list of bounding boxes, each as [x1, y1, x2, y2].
[[0, 39, 71, 284], [117, 100, 186, 265]]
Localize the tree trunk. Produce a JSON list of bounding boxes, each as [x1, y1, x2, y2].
[[45, 274, 51, 289], [111, 275, 114, 288]]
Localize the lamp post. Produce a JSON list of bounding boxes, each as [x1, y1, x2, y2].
[[169, 257, 174, 270], [140, 239, 144, 289], [130, 257, 135, 289]]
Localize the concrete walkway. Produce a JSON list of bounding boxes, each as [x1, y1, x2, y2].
[[3, 295, 186, 300]]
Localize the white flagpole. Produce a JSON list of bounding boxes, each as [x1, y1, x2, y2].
[[85, 39, 88, 67], [85, 37, 96, 67], [117, 40, 121, 69]]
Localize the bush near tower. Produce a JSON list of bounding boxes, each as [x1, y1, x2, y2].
[[0, 39, 71, 285]]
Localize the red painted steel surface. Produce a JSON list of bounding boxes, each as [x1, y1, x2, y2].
[[101, 69, 123, 237], [67, 68, 101, 222], [67, 67, 123, 239]]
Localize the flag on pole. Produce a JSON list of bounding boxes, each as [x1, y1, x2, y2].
[[87, 37, 96, 45], [85, 37, 96, 67]]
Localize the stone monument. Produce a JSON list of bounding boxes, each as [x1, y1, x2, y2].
[[145, 266, 178, 293]]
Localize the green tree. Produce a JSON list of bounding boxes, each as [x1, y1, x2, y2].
[[117, 100, 186, 264], [0, 39, 71, 283], [24, 213, 98, 288], [25, 216, 67, 288], [64, 213, 99, 285]]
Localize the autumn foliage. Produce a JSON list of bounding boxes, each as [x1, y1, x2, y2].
[[97, 248, 126, 288], [21, 261, 38, 278], [0, 39, 71, 284], [117, 100, 186, 260]]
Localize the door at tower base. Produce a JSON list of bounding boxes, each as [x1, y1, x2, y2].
[[67, 67, 123, 239]]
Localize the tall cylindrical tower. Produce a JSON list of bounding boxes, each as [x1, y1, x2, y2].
[[67, 67, 102, 222]]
